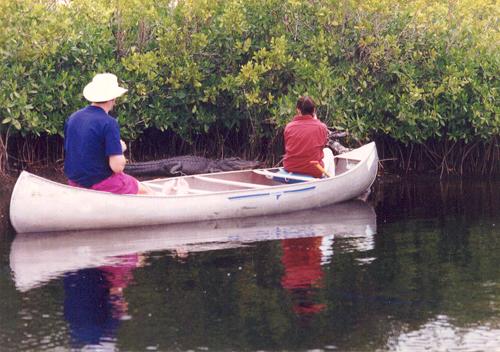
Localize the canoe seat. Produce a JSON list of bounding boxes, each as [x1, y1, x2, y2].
[[253, 168, 316, 184]]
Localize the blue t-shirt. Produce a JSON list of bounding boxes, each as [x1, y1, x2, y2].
[[64, 106, 123, 187]]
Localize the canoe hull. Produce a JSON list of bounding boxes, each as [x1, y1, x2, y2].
[[10, 142, 378, 233]]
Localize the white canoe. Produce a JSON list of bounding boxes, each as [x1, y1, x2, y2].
[[9, 142, 378, 233], [10, 200, 376, 292]]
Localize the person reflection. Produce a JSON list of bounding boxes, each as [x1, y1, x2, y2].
[[281, 237, 327, 315], [63, 254, 142, 349]]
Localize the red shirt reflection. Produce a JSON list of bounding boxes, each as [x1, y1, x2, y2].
[[281, 237, 326, 315]]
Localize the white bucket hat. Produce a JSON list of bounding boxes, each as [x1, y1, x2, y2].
[[83, 73, 128, 102]]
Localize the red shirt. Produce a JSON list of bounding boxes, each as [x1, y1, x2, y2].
[[283, 115, 328, 178]]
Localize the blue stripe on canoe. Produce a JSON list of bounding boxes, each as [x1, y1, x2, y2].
[[228, 193, 270, 200], [283, 186, 316, 193], [228, 186, 316, 200]]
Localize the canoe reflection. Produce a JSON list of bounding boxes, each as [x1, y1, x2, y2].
[[10, 200, 376, 292]]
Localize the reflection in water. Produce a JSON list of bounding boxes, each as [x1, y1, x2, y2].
[[8, 201, 375, 349], [387, 315, 500, 351], [10, 200, 375, 292], [64, 255, 142, 350], [64, 269, 119, 349], [281, 237, 327, 315]]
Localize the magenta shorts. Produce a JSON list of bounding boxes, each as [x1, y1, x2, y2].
[[69, 172, 139, 195]]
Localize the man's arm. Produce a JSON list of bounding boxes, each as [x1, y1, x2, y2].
[[109, 154, 126, 173]]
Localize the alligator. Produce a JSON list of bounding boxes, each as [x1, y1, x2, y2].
[[327, 130, 352, 154], [125, 155, 262, 177]]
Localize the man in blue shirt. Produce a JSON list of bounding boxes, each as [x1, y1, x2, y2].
[[64, 73, 153, 194]]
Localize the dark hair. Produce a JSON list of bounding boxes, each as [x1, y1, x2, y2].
[[296, 96, 315, 115]]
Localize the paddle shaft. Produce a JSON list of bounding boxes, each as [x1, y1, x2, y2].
[[310, 161, 332, 177]]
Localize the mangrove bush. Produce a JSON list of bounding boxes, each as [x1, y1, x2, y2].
[[0, 0, 498, 175]]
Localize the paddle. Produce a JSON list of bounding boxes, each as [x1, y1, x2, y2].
[[310, 161, 333, 178]]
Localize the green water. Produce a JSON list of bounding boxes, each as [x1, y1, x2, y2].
[[0, 177, 498, 351]]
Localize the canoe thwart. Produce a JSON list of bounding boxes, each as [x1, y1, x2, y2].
[[192, 175, 267, 189]]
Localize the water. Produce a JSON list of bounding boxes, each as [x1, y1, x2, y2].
[[0, 177, 498, 351]]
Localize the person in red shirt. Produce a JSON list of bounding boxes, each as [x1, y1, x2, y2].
[[283, 96, 335, 178]]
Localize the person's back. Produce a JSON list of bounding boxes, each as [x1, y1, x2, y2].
[[64, 106, 122, 188], [283, 96, 331, 178]]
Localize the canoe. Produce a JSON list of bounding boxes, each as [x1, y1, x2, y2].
[[9, 142, 378, 233], [10, 200, 376, 291]]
